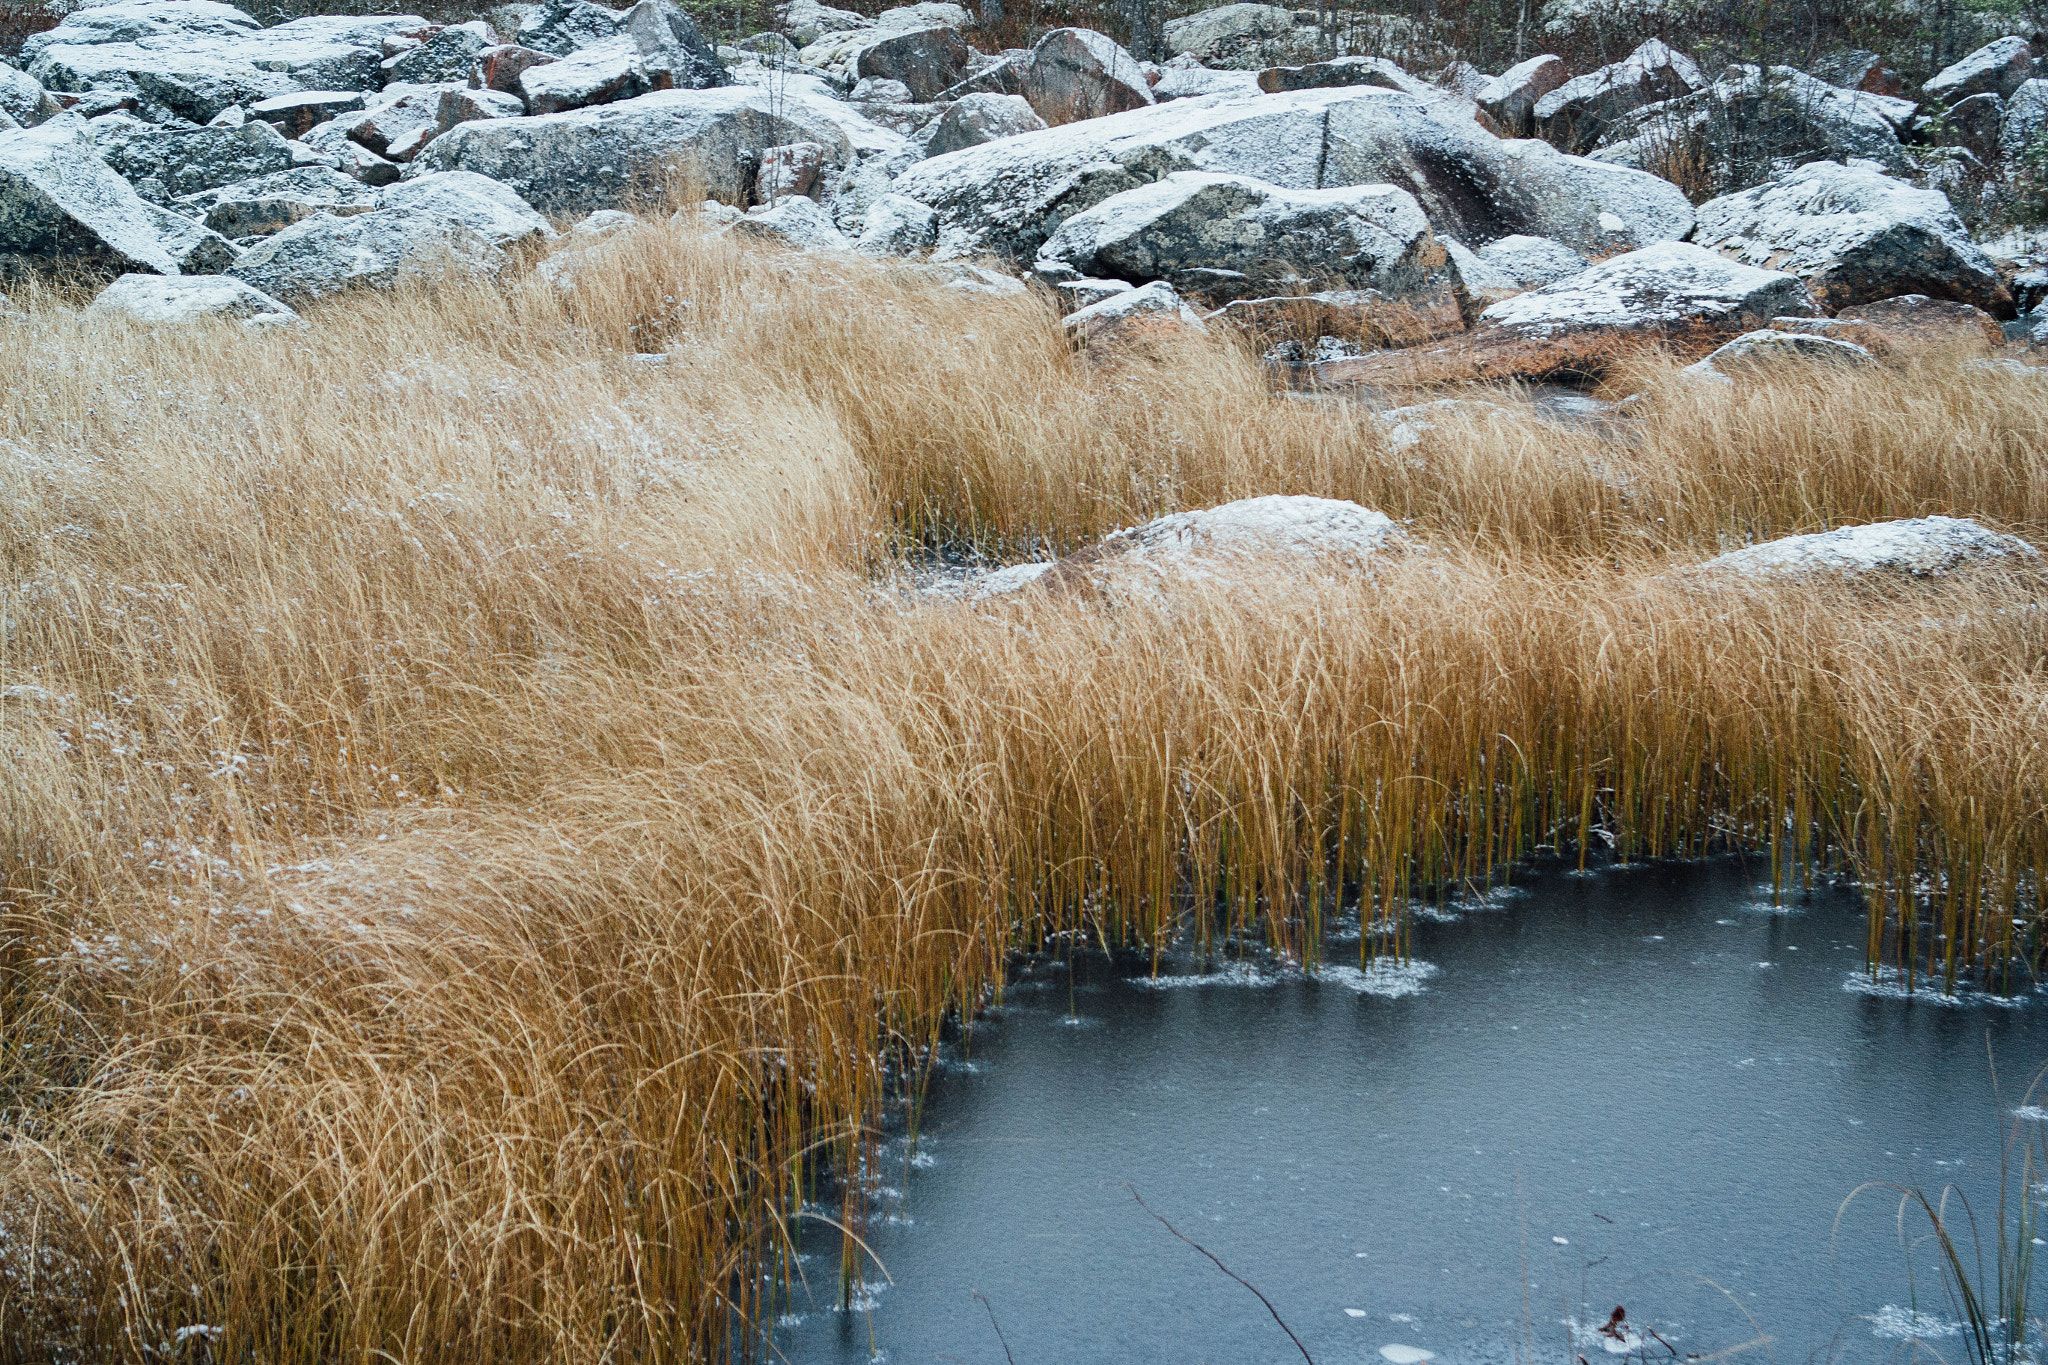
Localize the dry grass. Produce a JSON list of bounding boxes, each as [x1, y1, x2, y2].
[[0, 214, 2044, 1361]]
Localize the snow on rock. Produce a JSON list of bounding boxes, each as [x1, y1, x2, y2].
[[1149, 54, 1260, 101], [414, 87, 854, 214], [1691, 159, 2008, 315], [1475, 233, 1587, 288], [727, 194, 851, 250], [854, 193, 937, 253], [1531, 38, 1703, 153], [86, 271, 299, 325], [378, 170, 553, 249], [1924, 35, 2034, 103], [174, 164, 379, 237], [228, 204, 503, 300], [1694, 517, 2037, 580], [1061, 277, 1203, 340], [1036, 171, 1438, 299], [925, 92, 1046, 156], [890, 85, 1693, 265], [1475, 53, 1567, 137]]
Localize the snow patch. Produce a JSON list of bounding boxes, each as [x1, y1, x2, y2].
[[1843, 967, 2028, 1008], [1694, 517, 2036, 580]]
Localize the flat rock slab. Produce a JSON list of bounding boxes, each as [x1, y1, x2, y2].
[[87, 270, 297, 322], [0, 115, 180, 275]]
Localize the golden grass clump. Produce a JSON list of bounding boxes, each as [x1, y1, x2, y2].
[[0, 213, 2043, 1361]]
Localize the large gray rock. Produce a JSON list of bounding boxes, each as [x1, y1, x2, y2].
[[91, 113, 298, 203], [728, 194, 850, 249], [1679, 326, 1872, 383], [342, 85, 457, 163], [1474, 233, 1585, 288], [2001, 78, 2048, 158], [1924, 36, 2033, 103], [1037, 171, 1438, 300], [87, 270, 296, 322], [925, 92, 1046, 155], [1692, 159, 2008, 315], [1148, 53, 1259, 101], [141, 201, 240, 270], [1694, 517, 2036, 580], [175, 164, 378, 236], [1474, 54, 1566, 137], [379, 169, 552, 248], [0, 115, 180, 274], [29, 10, 427, 124], [299, 117, 402, 185], [415, 86, 852, 213], [0, 66, 62, 130], [890, 86, 1694, 266], [775, 0, 871, 48], [470, 44, 557, 94], [1160, 4, 1294, 66], [516, 0, 729, 114], [1022, 28, 1154, 125], [435, 86, 526, 135], [1256, 55, 1433, 97], [1063, 277, 1204, 340], [1532, 38, 1703, 154], [249, 89, 368, 138], [382, 21, 494, 84], [854, 192, 936, 253], [228, 204, 502, 300]]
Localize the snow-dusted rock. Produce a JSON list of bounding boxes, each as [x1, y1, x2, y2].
[[1372, 397, 1509, 450], [1478, 242, 1812, 335], [776, 0, 871, 47], [90, 113, 299, 203], [1055, 276, 1133, 311], [1679, 327, 1872, 383], [1947, 90, 2005, 160], [1063, 277, 1203, 340], [1695, 517, 2036, 580], [300, 118, 401, 185], [2001, 79, 2048, 159], [1691, 160, 2007, 315], [1924, 36, 2033, 103], [1474, 54, 1566, 137], [1832, 294, 2004, 349], [0, 65, 61, 130], [470, 43, 556, 93], [1214, 284, 1463, 343], [176, 164, 377, 236], [0, 115, 180, 275], [379, 170, 551, 248], [890, 86, 1693, 265], [842, 25, 967, 101], [1037, 171, 1438, 301], [729, 194, 850, 250], [382, 21, 493, 84], [1148, 54, 1259, 101], [1014, 495, 1409, 597], [29, 11, 425, 124], [516, 0, 728, 113], [1809, 48, 1904, 97], [87, 270, 297, 323], [415, 87, 853, 213], [436, 86, 525, 135], [228, 204, 503, 299], [756, 140, 829, 201], [1590, 66, 1911, 183], [1023, 27, 1153, 125], [854, 192, 936, 253], [340, 84, 460, 162], [927, 92, 1047, 155], [1532, 39, 1703, 154]]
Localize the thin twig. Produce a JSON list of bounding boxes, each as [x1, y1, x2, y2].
[[974, 1291, 1017, 1365], [1126, 1184, 1314, 1364]]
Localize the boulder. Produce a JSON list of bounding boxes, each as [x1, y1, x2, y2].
[[517, 0, 632, 56], [1946, 90, 2004, 161], [1256, 55, 1432, 97], [1311, 242, 1815, 385], [1532, 38, 1704, 154], [228, 205, 503, 299], [379, 170, 552, 248], [1924, 36, 2033, 103], [1023, 28, 1153, 125], [0, 115, 180, 275], [300, 119, 402, 185], [345, 85, 455, 163], [416, 87, 853, 213], [1436, 61, 1491, 100], [890, 86, 1694, 266], [1691, 159, 2008, 315], [854, 192, 937, 253], [1210, 285, 1464, 346], [1148, 54, 1259, 101], [776, 0, 872, 48], [471, 44, 557, 94], [1063, 277, 1203, 341], [1694, 517, 2036, 580], [727, 193, 850, 249], [853, 25, 969, 102], [382, 22, 494, 84], [90, 114, 298, 203], [249, 89, 367, 138], [1829, 293, 2004, 350], [925, 92, 1046, 155], [1053, 276, 1132, 311], [141, 201, 240, 270], [1160, 4, 1294, 67], [516, 0, 729, 114], [176, 164, 378, 236], [1474, 233, 1586, 288], [0, 65, 62, 130], [1036, 171, 1439, 301], [1473, 53, 1567, 137], [28, 12, 428, 125], [86, 270, 296, 323], [1679, 327, 1872, 383]]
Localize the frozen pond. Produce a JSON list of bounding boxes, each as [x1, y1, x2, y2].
[[776, 859, 2048, 1364]]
